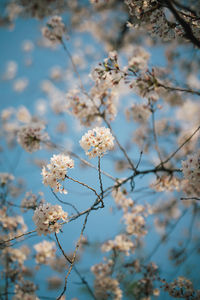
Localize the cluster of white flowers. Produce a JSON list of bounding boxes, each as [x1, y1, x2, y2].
[[16, 106, 31, 123], [42, 154, 74, 193], [150, 8, 175, 41], [32, 203, 68, 235], [79, 127, 114, 158], [93, 59, 122, 88], [0, 172, 14, 186], [13, 77, 29, 93], [91, 259, 113, 277], [41, 80, 66, 115], [176, 99, 200, 127], [161, 276, 200, 299], [125, 0, 155, 20], [182, 151, 200, 187], [123, 204, 149, 237], [3, 61, 18, 80], [0, 207, 27, 241], [181, 179, 200, 199], [50, 65, 63, 81], [65, 89, 99, 127], [34, 240, 56, 264], [125, 1, 176, 41], [42, 16, 66, 43], [91, 259, 122, 300], [17, 122, 49, 153], [22, 40, 34, 52], [130, 73, 159, 101], [128, 46, 150, 72], [150, 175, 180, 192], [112, 188, 134, 212], [126, 103, 151, 123], [13, 280, 38, 300], [0, 105, 37, 148], [2, 246, 30, 268], [101, 234, 135, 256]]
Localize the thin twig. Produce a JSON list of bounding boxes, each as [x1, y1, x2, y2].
[[104, 118, 136, 171], [98, 156, 104, 207], [161, 0, 200, 49], [181, 197, 200, 201], [157, 81, 200, 96], [145, 209, 188, 262], [66, 175, 102, 205], [0, 230, 36, 246], [55, 232, 96, 299], [56, 212, 90, 300], [51, 189, 80, 214], [157, 125, 200, 167], [60, 39, 84, 92], [151, 108, 163, 164]]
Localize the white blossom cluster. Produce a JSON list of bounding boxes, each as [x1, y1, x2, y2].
[[3, 61, 18, 80], [91, 259, 113, 278], [1, 105, 34, 148], [79, 127, 114, 158], [125, 1, 175, 41], [34, 240, 56, 264], [181, 179, 200, 199], [125, 0, 156, 20], [16, 106, 31, 123], [161, 276, 200, 299], [65, 89, 99, 127], [42, 16, 66, 43], [128, 46, 150, 72], [0, 207, 27, 241], [123, 204, 149, 237], [126, 103, 151, 123], [101, 234, 135, 256], [13, 77, 29, 93], [42, 154, 74, 193], [91, 259, 122, 300], [32, 203, 68, 235], [13, 280, 38, 300], [112, 188, 134, 212], [41, 80, 65, 115], [130, 73, 159, 101], [11, 0, 66, 19], [93, 57, 123, 87], [150, 175, 180, 192], [0, 172, 14, 186], [150, 8, 175, 41], [2, 246, 30, 268], [182, 151, 200, 188], [17, 122, 49, 153]]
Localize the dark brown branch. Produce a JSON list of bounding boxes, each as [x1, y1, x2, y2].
[[98, 156, 104, 207], [161, 0, 200, 48], [157, 81, 200, 96]]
